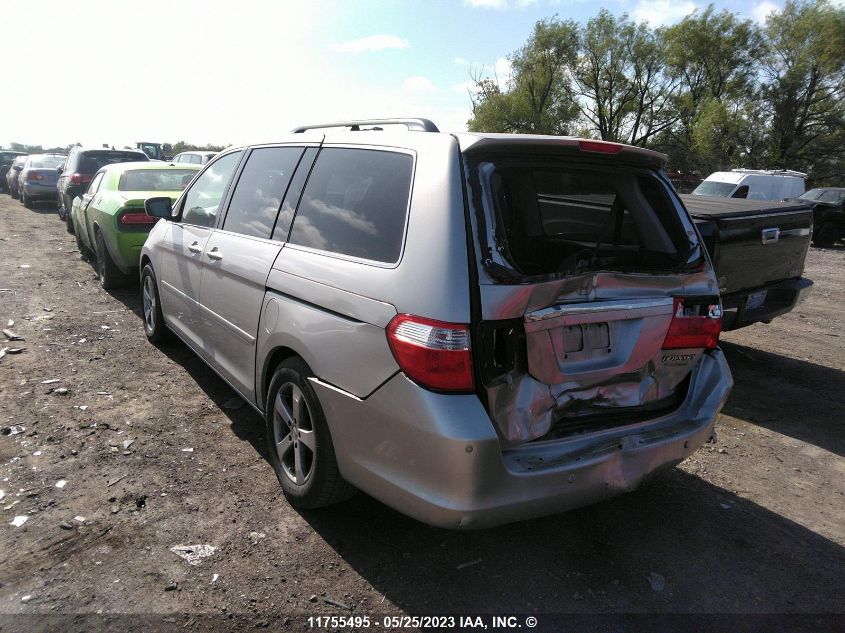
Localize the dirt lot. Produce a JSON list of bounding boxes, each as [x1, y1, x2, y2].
[[1, 195, 843, 631]]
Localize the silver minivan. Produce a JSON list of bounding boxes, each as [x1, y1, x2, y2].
[[141, 118, 732, 529]]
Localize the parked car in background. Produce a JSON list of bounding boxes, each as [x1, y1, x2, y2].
[[139, 118, 732, 528], [72, 162, 200, 289], [18, 154, 66, 208], [682, 195, 814, 330], [692, 169, 806, 200], [135, 142, 169, 161], [792, 188, 845, 247], [0, 151, 27, 193], [5, 155, 27, 198], [171, 151, 217, 165], [58, 147, 149, 230]]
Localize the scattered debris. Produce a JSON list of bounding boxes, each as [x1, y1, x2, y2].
[[59, 521, 74, 530], [43, 307, 53, 312], [135, 495, 147, 509], [720, 503, 732, 510], [308, 595, 318, 603], [3, 329, 23, 341], [211, 574, 219, 583], [181, 448, 194, 453], [0, 491, 4, 501], [248, 531, 266, 545], [6, 319, 13, 327], [170, 544, 217, 565], [51, 387, 69, 396], [106, 474, 127, 487], [1, 425, 26, 436], [164, 582, 179, 592], [40, 379, 61, 385], [55, 480, 67, 489], [122, 439, 135, 450], [96, 391, 111, 396], [223, 397, 244, 410], [19, 264, 31, 269], [457, 558, 483, 570], [10, 516, 29, 528], [20, 595, 33, 603], [323, 597, 351, 610], [73, 516, 85, 524], [647, 572, 666, 592], [32, 451, 42, 456], [6, 348, 23, 354]]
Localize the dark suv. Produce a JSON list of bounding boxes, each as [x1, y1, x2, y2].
[[0, 151, 27, 193], [57, 147, 148, 231]]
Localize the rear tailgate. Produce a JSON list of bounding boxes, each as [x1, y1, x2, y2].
[[681, 195, 813, 294]]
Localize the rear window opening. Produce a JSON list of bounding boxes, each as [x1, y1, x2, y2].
[[469, 156, 699, 281]]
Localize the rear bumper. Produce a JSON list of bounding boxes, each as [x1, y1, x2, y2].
[[312, 349, 732, 529], [21, 182, 58, 199], [721, 277, 813, 330]]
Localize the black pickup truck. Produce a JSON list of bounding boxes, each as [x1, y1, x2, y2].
[[681, 195, 814, 330]]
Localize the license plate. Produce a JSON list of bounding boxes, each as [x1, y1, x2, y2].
[[746, 290, 767, 311]]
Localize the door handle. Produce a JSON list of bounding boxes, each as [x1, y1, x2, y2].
[[188, 241, 202, 254], [207, 247, 223, 260]]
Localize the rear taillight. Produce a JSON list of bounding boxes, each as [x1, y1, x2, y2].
[[386, 314, 474, 392], [118, 209, 157, 226], [25, 171, 43, 182], [663, 298, 722, 350], [69, 173, 93, 185], [578, 140, 623, 154]]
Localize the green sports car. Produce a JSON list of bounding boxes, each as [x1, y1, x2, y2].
[[71, 162, 200, 288]]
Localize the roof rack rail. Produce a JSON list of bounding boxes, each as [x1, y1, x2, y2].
[[291, 118, 440, 134], [730, 168, 808, 178]]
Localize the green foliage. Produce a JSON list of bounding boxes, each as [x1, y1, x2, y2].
[[466, 0, 845, 186]]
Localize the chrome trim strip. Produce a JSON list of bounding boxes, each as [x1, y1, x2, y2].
[[525, 297, 674, 322]]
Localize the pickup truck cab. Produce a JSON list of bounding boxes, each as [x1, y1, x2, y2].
[[692, 169, 806, 201]]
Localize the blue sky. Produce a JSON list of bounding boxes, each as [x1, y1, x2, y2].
[[1, 0, 792, 148]]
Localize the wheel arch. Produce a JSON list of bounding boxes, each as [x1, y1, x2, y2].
[[259, 346, 303, 412]]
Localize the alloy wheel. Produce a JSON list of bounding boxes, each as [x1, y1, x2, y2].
[[273, 383, 316, 485], [142, 274, 156, 333]]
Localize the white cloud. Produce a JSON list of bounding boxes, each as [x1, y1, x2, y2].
[[632, 0, 699, 25], [750, 1, 781, 24], [330, 34, 409, 53], [452, 81, 479, 94], [494, 57, 513, 89], [454, 56, 470, 65], [464, 0, 507, 8], [403, 76, 438, 94]]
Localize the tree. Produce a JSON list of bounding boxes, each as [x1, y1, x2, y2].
[[660, 5, 763, 173], [573, 10, 677, 146], [761, 0, 845, 183], [468, 17, 580, 135]]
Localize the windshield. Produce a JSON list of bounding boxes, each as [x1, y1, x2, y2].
[[29, 156, 65, 169], [801, 189, 844, 204], [118, 169, 197, 191], [692, 180, 736, 196]]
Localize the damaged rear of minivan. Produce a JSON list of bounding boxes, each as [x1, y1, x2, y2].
[[443, 135, 733, 525]]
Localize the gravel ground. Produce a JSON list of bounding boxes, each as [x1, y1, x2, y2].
[[1, 196, 843, 632]]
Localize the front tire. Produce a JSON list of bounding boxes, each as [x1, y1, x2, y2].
[[812, 222, 839, 248], [10, 188, 18, 199], [65, 204, 75, 233], [57, 196, 66, 220], [265, 358, 355, 509], [96, 231, 127, 289], [141, 264, 169, 343]]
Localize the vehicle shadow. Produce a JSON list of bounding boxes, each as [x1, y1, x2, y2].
[[18, 200, 59, 215], [720, 342, 845, 457], [293, 467, 845, 617]]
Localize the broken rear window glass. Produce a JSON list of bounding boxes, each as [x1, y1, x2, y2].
[[470, 157, 696, 280]]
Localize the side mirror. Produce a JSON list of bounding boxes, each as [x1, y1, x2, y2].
[[145, 196, 173, 219], [56, 166, 63, 174]]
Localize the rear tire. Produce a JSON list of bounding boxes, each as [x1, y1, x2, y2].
[[57, 196, 66, 220], [141, 264, 170, 343], [10, 188, 18, 199], [813, 222, 839, 248], [21, 191, 31, 208], [65, 204, 75, 233], [265, 358, 355, 509], [96, 231, 127, 289]]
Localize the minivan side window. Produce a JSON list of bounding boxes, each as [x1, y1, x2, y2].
[[181, 151, 242, 228], [732, 185, 749, 199], [222, 147, 303, 240], [288, 148, 413, 263]]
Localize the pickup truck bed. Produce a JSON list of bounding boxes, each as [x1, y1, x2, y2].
[[681, 195, 814, 330]]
